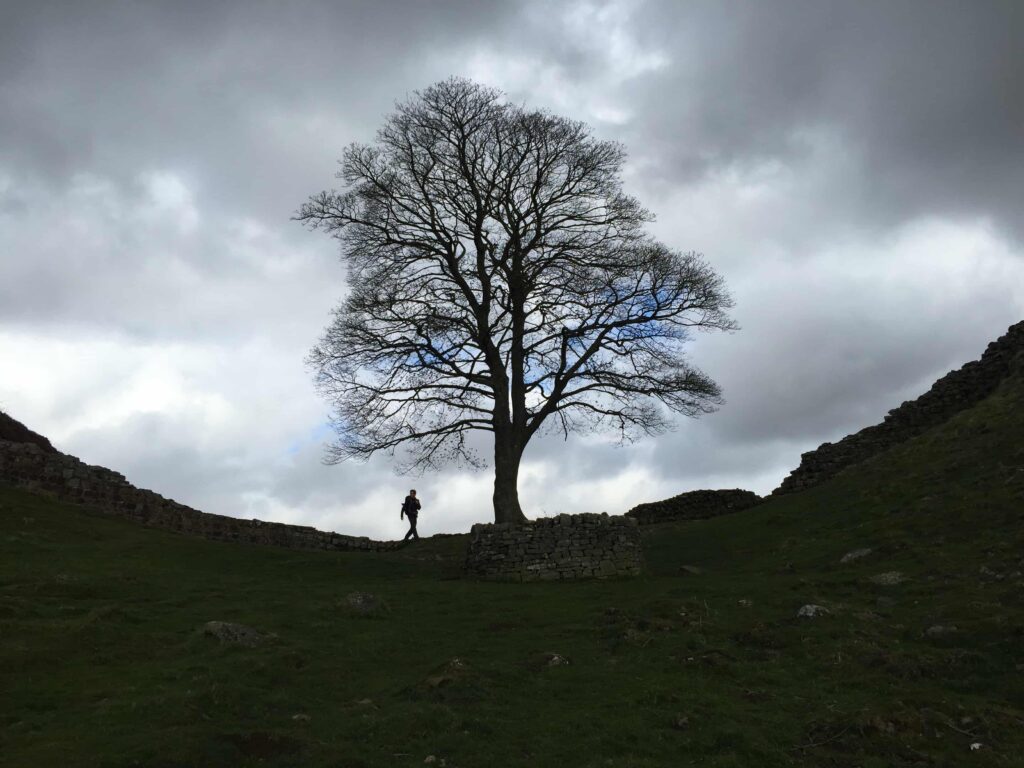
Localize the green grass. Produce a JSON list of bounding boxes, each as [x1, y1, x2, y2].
[[2, 374, 1023, 767]]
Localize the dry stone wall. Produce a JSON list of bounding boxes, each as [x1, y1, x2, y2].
[[774, 320, 1024, 495], [0, 439, 397, 552], [465, 513, 642, 581], [0, 411, 56, 453], [625, 488, 762, 525]]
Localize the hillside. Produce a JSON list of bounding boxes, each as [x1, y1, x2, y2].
[[3, 367, 1023, 766], [774, 320, 1023, 495], [0, 410, 56, 453]]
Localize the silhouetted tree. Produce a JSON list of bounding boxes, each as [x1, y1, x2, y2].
[[298, 78, 736, 524]]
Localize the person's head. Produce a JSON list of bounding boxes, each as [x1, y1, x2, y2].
[[410, 489, 416, 496]]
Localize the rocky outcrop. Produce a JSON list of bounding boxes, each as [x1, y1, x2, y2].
[[0, 439, 397, 552], [0, 411, 57, 453], [625, 488, 762, 525], [465, 513, 642, 581], [774, 320, 1024, 496]]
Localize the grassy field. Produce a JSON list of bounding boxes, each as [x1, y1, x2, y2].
[[2, 373, 1023, 767]]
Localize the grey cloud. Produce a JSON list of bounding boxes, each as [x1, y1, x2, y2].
[[68, 411, 246, 509], [2, 0, 1022, 536], [1, 0, 523, 346], [0, 175, 336, 344], [626, 0, 1024, 239], [1, 0, 517, 222]]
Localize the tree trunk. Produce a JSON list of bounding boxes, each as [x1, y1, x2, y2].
[[492, 436, 527, 524]]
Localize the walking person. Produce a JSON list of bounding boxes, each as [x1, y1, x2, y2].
[[401, 489, 421, 542]]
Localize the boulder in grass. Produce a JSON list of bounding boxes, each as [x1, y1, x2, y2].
[[870, 571, 906, 586], [925, 624, 958, 639], [343, 591, 389, 615], [202, 621, 275, 646], [796, 604, 829, 619]]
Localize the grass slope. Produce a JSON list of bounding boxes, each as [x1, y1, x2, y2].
[[2, 375, 1023, 767]]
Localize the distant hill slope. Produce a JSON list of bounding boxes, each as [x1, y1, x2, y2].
[[625, 488, 761, 524], [0, 410, 56, 453], [626, 319, 1023, 518], [0, 404, 404, 551], [773, 319, 1024, 495], [2, 320, 1021, 544]]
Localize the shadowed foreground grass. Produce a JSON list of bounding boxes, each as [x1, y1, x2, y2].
[[2, 375, 1023, 767]]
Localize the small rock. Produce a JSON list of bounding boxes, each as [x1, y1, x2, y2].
[[671, 714, 690, 730], [797, 604, 829, 618], [925, 625, 958, 638], [738, 599, 753, 607], [870, 571, 906, 586], [678, 565, 703, 576], [344, 591, 384, 612], [423, 674, 455, 689], [840, 547, 873, 563], [543, 652, 570, 666], [424, 757, 436, 765], [291, 714, 310, 722], [623, 628, 651, 645], [201, 621, 274, 647], [355, 698, 374, 706]]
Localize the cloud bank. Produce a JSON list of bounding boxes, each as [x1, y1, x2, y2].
[[2, 0, 1022, 537]]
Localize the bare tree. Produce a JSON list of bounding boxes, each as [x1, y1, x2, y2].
[[297, 78, 736, 524]]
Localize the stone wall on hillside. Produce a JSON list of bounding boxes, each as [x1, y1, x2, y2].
[[774, 320, 1024, 496], [0, 411, 57, 453], [465, 513, 642, 581], [0, 439, 397, 552], [625, 488, 762, 525]]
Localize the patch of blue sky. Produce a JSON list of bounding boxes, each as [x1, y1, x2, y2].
[[285, 422, 334, 456]]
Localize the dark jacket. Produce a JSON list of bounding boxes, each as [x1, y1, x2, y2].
[[401, 495, 421, 517]]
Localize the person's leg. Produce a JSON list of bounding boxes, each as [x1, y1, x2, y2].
[[410, 514, 419, 540]]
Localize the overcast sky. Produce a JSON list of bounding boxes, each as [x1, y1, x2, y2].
[[2, 0, 1022, 539]]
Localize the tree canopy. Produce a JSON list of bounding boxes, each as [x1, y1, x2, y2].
[[298, 78, 736, 523]]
